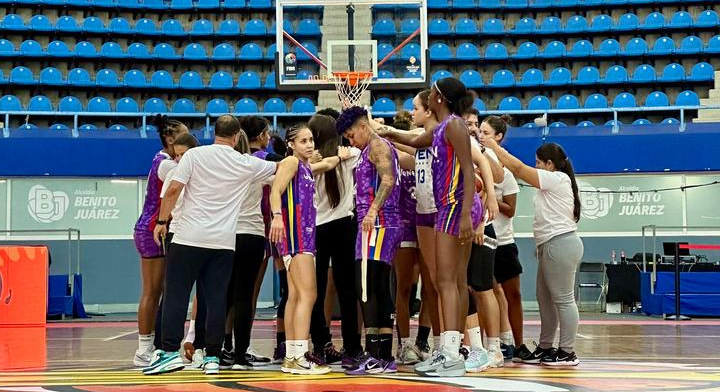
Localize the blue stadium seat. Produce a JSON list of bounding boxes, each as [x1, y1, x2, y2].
[[528, 95, 551, 111], [631, 64, 656, 83], [616, 13, 639, 31], [482, 18, 505, 35], [473, 97, 486, 111], [263, 97, 287, 113], [556, 94, 579, 110], [94, 0, 116, 7], [632, 119, 651, 126], [491, 69, 514, 87], [224, 0, 245, 9], [539, 16, 561, 33], [296, 42, 320, 61], [83, 16, 107, 33], [28, 95, 53, 111], [109, 17, 132, 34], [217, 20, 241, 36], [431, 70, 453, 83], [295, 70, 311, 80], [372, 19, 396, 36], [595, 38, 620, 56], [171, 0, 193, 9], [74, 41, 96, 58], [642, 12, 665, 29], [644, 91, 669, 107], [539, 41, 565, 58], [688, 62, 713, 81], [661, 118, 679, 125], [142, 0, 165, 9], [173, 98, 197, 113], [675, 90, 699, 106], [245, 19, 268, 36], [498, 96, 522, 111], [707, 35, 720, 53], [184, 43, 208, 60], [459, 70, 483, 88], [0, 95, 22, 111], [0, 69, 5, 84], [10, 66, 36, 85], [695, 10, 719, 28], [652, 37, 675, 55], [601, 65, 628, 84], [88, 96, 111, 112], [517, 68, 543, 87], [96, 69, 120, 87], [565, 15, 588, 33], [135, 18, 159, 36], [584, 93, 608, 108], [372, 97, 396, 112], [56, 16, 81, 33], [511, 17, 536, 34], [567, 40, 592, 58], [235, 98, 259, 113], [574, 66, 599, 85], [50, 124, 70, 131], [3, 14, 27, 31], [30, 15, 53, 31], [20, 39, 44, 57], [144, 98, 168, 113], [545, 67, 571, 86], [263, 72, 276, 89], [151, 70, 176, 88], [18, 124, 39, 131], [124, 70, 147, 88], [212, 43, 236, 60], [68, 68, 93, 86], [179, 71, 204, 89], [669, 11, 692, 28], [197, 0, 220, 9], [248, 0, 271, 8], [399, 43, 421, 61], [514, 42, 538, 59], [48, 40, 72, 57], [296, 19, 321, 36], [209, 71, 233, 90], [191, 19, 214, 37], [101, 42, 126, 58], [128, 43, 152, 59], [676, 36, 703, 55], [455, 18, 478, 35], [485, 43, 508, 59], [456, 0, 479, 9], [429, 43, 453, 60], [116, 97, 139, 112], [522, 122, 536, 128], [238, 71, 261, 89], [59, 96, 83, 112], [107, 124, 129, 132], [456, 42, 480, 60], [549, 122, 567, 128], [506, 0, 528, 8], [292, 98, 315, 113], [661, 63, 684, 82], [206, 98, 229, 114], [613, 92, 636, 108], [403, 98, 413, 111], [79, 124, 98, 131], [429, 18, 452, 35], [162, 19, 186, 36], [589, 14, 613, 32], [428, 0, 449, 8], [270, 19, 293, 35], [622, 38, 648, 56], [378, 43, 395, 61], [577, 121, 595, 127], [39, 67, 64, 86], [604, 120, 622, 128], [376, 70, 394, 80]]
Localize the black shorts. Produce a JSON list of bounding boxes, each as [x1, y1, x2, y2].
[[467, 225, 496, 292], [494, 243, 523, 283]]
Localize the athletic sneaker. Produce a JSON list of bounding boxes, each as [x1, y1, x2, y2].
[[345, 353, 384, 375], [134, 348, 154, 367], [487, 348, 505, 368], [246, 347, 271, 366], [202, 356, 220, 375], [541, 349, 579, 367], [464, 347, 490, 373], [142, 350, 185, 375], [381, 358, 397, 373], [397, 342, 422, 365], [416, 340, 432, 361], [182, 341, 195, 362], [423, 349, 466, 377], [459, 346, 469, 360], [512, 344, 533, 363], [522, 346, 557, 365], [230, 357, 254, 371], [220, 349, 234, 370], [280, 357, 294, 373], [287, 352, 331, 375], [413, 350, 440, 376], [316, 342, 344, 365], [190, 348, 205, 370], [500, 343, 515, 360], [342, 350, 364, 369], [273, 343, 286, 365]]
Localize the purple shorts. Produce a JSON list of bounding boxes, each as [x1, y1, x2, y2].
[[435, 195, 484, 237], [134, 228, 164, 259], [415, 212, 436, 228], [401, 219, 418, 248]]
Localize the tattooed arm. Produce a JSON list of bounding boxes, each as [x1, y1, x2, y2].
[[362, 136, 398, 232]]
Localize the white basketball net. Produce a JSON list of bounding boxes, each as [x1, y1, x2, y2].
[[330, 72, 373, 109]]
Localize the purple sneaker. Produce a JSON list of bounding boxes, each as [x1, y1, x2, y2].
[[342, 350, 362, 369], [345, 354, 383, 375], [381, 358, 397, 373], [272, 342, 285, 365]]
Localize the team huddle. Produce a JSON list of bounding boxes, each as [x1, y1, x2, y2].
[[132, 77, 585, 378]]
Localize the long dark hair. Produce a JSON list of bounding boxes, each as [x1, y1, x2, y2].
[[240, 116, 269, 141], [283, 123, 308, 157], [536, 143, 581, 222], [153, 114, 187, 150], [483, 114, 512, 141], [309, 114, 343, 208], [173, 133, 199, 149], [434, 77, 476, 117]]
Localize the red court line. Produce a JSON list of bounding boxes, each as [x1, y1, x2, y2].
[[679, 244, 720, 250]]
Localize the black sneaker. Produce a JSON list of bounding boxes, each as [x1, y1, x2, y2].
[[512, 344, 533, 363], [541, 349, 579, 367], [245, 347, 271, 366], [459, 346, 469, 360], [521, 346, 556, 364], [272, 342, 285, 365], [415, 340, 431, 361], [500, 343, 515, 360], [220, 349, 234, 369], [230, 356, 254, 371], [317, 342, 344, 365]]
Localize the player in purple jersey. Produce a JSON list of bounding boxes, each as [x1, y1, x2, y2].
[[269, 124, 351, 375], [133, 115, 189, 367], [337, 106, 402, 376]]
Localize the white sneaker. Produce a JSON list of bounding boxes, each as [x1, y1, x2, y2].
[[245, 347, 271, 366], [464, 347, 490, 373], [397, 342, 422, 365], [488, 348, 505, 368], [134, 347, 154, 367], [190, 348, 205, 370]]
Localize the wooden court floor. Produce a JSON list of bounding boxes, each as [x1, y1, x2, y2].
[[3, 315, 720, 392]]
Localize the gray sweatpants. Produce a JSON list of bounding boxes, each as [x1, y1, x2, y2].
[[536, 231, 584, 352]]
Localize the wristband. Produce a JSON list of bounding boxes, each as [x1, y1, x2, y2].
[[156, 219, 168, 225], [273, 211, 282, 217]]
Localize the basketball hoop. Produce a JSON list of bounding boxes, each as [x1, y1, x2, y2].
[[330, 71, 374, 109]]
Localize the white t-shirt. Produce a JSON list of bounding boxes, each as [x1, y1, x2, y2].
[[493, 168, 520, 246], [170, 144, 277, 250], [533, 169, 577, 245], [158, 164, 184, 234], [315, 148, 360, 226], [236, 175, 274, 236]]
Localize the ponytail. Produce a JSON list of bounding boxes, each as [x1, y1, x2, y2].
[[536, 143, 581, 222]]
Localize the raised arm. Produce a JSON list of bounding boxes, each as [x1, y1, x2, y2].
[[485, 152, 505, 184], [361, 137, 398, 232], [310, 146, 351, 175], [368, 117, 434, 148], [269, 156, 299, 243], [471, 144, 499, 221], [483, 138, 540, 188], [445, 118, 476, 242]]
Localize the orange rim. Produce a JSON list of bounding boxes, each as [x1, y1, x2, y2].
[[332, 71, 373, 87]]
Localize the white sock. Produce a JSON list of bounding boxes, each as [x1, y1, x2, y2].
[[285, 340, 297, 359], [442, 331, 461, 358], [500, 331, 514, 346], [433, 335, 441, 350], [487, 337, 501, 352], [400, 337, 412, 347], [138, 334, 154, 352], [183, 320, 196, 344], [467, 327, 484, 350], [296, 340, 309, 359]]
